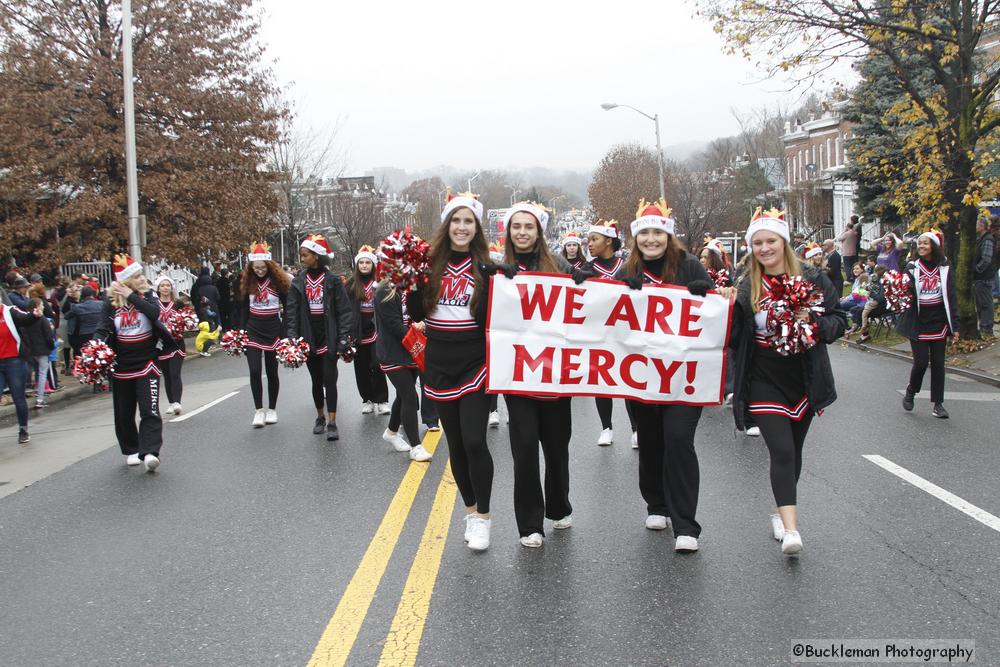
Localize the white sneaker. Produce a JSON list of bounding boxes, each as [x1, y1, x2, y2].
[[171, 402, 182, 415], [377, 402, 391, 415], [631, 431, 638, 449], [488, 411, 500, 428], [361, 401, 374, 414], [467, 516, 491, 551], [645, 514, 669, 531], [770, 514, 785, 541], [674, 535, 699, 552], [265, 409, 278, 424], [597, 428, 613, 446], [781, 530, 803, 555], [409, 444, 432, 462], [552, 515, 572, 530], [519, 532, 544, 548], [383, 429, 411, 452], [463, 514, 474, 542], [724, 393, 733, 406], [164, 403, 175, 415], [125, 453, 141, 466], [252, 409, 266, 428], [143, 454, 160, 473], [746, 426, 761, 437]]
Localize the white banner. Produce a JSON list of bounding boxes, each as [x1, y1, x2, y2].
[[486, 273, 732, 405]]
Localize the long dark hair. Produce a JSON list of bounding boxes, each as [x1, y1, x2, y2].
[[919, 241, 945, 265], [561, 242, 581, 262], [504, 219, 560, 273], [347, 257, 376, 301], [700, 248, 727, 271], [423, 209, 490, 314], [241, 260, 290, 297], [623, 233, 687, 283]]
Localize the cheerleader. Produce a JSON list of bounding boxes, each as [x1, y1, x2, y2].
[[586, 220, 637, 448], [896, 230, 959, 419], [407, 193, 495, 551], [501, 202, 574, 547], [153, 276, 185, 416], [286, 234, 354, 441], [241, 242, 289, 427], [375, 279, 432, 462], [94, 254, 169, 472], [616, 200, 714, 553], [803, 242, 825, 270], [701, 238, 735, 402], [720, 209, 846, 556], [347, 245, 390, 415], [561, 230, 587, 270]]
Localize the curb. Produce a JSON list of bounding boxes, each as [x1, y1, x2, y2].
[[843, 339, 1000, 389]]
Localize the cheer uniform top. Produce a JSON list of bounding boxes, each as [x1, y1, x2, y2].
[[349, 277, 378, 346], [566, 256, 586, 271], [101, 293, 163, 380], [156, 299, 187, 361], [913, 260, 948, 341], [244, 276, 285, 351], [589, 255, 624, 280]]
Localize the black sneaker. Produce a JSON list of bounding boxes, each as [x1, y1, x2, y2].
[[326, 422, 339, 441], [312, 416, 326, 434], [932, 403, 949, 419], [18, 429, 30, 444], [902, 391, 914, 412]]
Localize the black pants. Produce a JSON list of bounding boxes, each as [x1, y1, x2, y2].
[[246, 348, 279, 410], [435, 390, 493, 513], [112, 374, 162, 457], [631, 402, 703, 537], [387, 368, 420, 447], [755, 412, 813, 507], [419, 375, 438, 425], [306, 352, 339, 413], [354, 343, 389, 403], [157, 355, 184, 404], [973, 279, 995, 333], [595, 397, 637, 431], [506, 395, 573, 536], [908, 338, 947, 404], [489, 393, 498, 412], [69, 333, 92, 358]]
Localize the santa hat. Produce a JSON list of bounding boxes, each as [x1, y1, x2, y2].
[[247, 241, 272, 262], [745, 207, 790, 245], [354, 244, 379, 266], [919, 229, 944, 247], [631, 198, 676, 237], [301, 234, 333, 257], [588, 220, 620, 239], [153, 275, 175, 292], [488, 240, 505, 263], [503, 202, 550, 234], [704, 238, 725, 256], [113, 253, 143, 282], [804, 242, 823, 259], [441, 191, 484, 225], [561, 231, 583, 248]]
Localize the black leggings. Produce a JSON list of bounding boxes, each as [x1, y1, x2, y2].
[[754, 412, 814, 507], [387, 368, 420, 447], [246, 348, 279, 410], [354, 343, 389, 403], [595, 397, 636, 431], [306, 352, 339, 413], [506, 395, 573, 536], [908, 338, 946, 404], [112, 374, 162, 457], [631, 402, 704, 537], [157, 355, 184, 404], [435, 390, 493, 514]]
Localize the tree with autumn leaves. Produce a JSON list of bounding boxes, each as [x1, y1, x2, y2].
[[700, 0, 1000, 337], [0, 0, 285, 271]]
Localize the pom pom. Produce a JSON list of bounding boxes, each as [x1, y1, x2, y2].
[[165, 307, 199, 340], [707, 268, 731, 288], [376, 228, 431, 291], [220, 329, 248, 356], [881, 270, 913, 313], [339, 341, 357, 363], [276, 337, 310, 369], [73, 340, 116, 388], [763, 275, 826, 356]]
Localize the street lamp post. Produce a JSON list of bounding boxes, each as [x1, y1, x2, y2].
[[122, 0, 141, 263], [508, 185, 520, 206], [601, 102, 666, 203], [467, 170, 482, 193]]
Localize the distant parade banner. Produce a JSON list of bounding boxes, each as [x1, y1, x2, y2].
[[486, 273, 733, 405]]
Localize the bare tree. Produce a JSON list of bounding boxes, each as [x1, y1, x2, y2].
[[588, 143, 662, 240], [326, 189, 387, 275]]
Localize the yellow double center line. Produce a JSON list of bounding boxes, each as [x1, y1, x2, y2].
[[307, 430, 456, 667]]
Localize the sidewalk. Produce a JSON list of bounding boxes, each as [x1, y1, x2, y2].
[[844, 329, 1000, 388]]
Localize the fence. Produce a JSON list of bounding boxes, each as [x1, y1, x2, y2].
[[60, 262, 113, 289]]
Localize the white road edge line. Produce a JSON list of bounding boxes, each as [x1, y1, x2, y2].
[[170, 391, 240, 423], [864, 455, 1000, 534]]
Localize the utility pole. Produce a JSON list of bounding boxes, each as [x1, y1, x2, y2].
[[122, 0, 141, 262]]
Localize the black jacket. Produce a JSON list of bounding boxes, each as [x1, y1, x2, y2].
[[285, 269, 353, 350], [974, 231, 997, 280], [825, 250, 844, 295], [22, 315, 55, 356], [63, 298, 105, 336], [728, 263, 847, 431], [374, 284, 416, 368], [613, 251, 711, 288], [895, 260, 960, 339], [346, 276, 377, 343]]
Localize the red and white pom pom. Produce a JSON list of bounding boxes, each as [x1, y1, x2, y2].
[[220, 329, 248, 356], [377, 228, 431, 291], [764, 275, 826, 356], [166, 307, 199, 340], [73, 340, 116, 388], [276, 337, 310, 369], [881, 270, 913, 314], [708, 268, 731, 288]]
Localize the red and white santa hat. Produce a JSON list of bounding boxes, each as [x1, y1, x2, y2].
[[113, 253, 143, 282], [301, 234, 333, 257], [919, 229, 944, 247], [804, 242, 823, 259], [704, 238, 725, 256], [248, 241, 272, 262], [588, 220, 620, 239], [354, 244, 379, 266], [631, 199, 676, 236], [745, 207, 790, 245], [561, 230, 583, 248], [488, 240, 505, 263], [441, 192, 484, 225], [503, 202, 550, 234]]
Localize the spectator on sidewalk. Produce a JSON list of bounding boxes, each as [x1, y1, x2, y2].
[[857, 266, 889, 343], [9, 276, 31, 310], [793, 232, 807, 258], [216, 267, 233, 330], [52, 276, 71, 373], [193, 267, 220, 329], [840, 263, 869, 334], [991, 217, 1000, 300], [63, 285, 103, 359], [837, 217, 860, 275], [876, 233, 906, 271], [822, 239, 844, 296], [22, 297, 55, 409], [0, 299, 43, 443], [973, 215, 997, 337]]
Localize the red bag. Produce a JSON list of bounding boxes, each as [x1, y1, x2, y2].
[[402, 324, 427, 372]]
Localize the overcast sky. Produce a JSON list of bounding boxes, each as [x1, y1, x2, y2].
[[257, 0, 807, 175]]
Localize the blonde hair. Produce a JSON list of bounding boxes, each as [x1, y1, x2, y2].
[[111, 275, 147, 308], [749, 240, 802, 313]]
